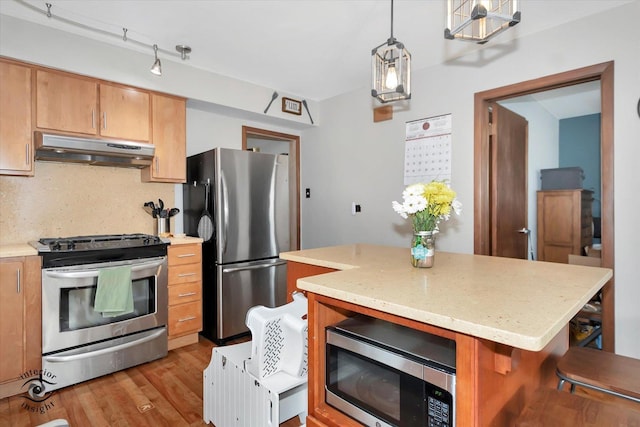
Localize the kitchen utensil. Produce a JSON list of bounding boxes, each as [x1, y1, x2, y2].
[[168, 208, 180, 217], [263, 91, 278, 114], [197, 182, 214, 241], [144, 201, 157, 218], [158, 199, 164, 213]]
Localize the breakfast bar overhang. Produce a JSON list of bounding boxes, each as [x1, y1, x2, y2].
[[281, 244, 613, 426]]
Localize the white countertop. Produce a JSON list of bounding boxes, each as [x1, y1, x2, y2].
[[280, 244, 613, 351], [0, 244, 38, 258], [168, 235, 203, 245]]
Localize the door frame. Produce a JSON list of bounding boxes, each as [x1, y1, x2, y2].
[[473, 61, 615, 351], [242, 126, 301, 251]]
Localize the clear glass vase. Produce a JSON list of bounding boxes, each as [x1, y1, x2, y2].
[[411, 231, 436, 268]]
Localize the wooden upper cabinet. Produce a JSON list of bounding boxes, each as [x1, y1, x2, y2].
[[142, 93, 186, 183], [0, 60, 33, 175], [99, 83, 150, 141], [35, 69, 150, 142], [36, 69, 98, 135]]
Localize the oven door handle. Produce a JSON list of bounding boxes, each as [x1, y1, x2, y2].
[[44, 258, 165, 279], [42, 328, 165, 363]]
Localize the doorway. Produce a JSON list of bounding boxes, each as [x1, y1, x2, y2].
[[473, 61, 615, 351], [242, 126, 301, 251]]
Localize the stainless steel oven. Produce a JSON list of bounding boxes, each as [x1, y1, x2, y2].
[[326, 315, 456, 427], [32, 234, 169, 391]]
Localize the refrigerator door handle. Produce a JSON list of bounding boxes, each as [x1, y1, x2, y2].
[[221, 173, 229, 254], [222, 260, 287, 273]]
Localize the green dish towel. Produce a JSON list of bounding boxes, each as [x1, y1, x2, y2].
[[94, 266, 134, 317]]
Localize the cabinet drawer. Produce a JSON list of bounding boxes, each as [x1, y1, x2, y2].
[[168, 302, 202, 337], [168, 244, 202, 266], [168, 263, 202, 284], [168, 282, 201, 305]]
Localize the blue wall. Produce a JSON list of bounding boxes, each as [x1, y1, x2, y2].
[[559, 113, 601, 218]]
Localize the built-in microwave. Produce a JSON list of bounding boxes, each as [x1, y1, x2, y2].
[[326, 315, 456, 427]]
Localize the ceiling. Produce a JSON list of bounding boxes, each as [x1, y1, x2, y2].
[[0, 0, 630, 103], [501, 81, 602, 120]]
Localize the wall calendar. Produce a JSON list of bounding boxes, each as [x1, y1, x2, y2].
[[403, 114, 452, 185]]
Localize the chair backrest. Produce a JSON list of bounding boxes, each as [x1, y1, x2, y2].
[[245, 292, 308, 380]]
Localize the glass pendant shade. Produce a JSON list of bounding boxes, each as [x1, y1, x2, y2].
[[445, 0, 520, 44], [372, 39, 411, 103]]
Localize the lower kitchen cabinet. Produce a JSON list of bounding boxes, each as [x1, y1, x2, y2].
[[167, 242, 203, 350], [0, 256, 42, 399]]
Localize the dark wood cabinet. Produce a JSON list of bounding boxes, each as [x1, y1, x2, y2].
[[537, 189, 593, 263]]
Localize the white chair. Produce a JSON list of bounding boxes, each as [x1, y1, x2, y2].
[[245, 291, 308, 380], [203, 293, 308, 427]]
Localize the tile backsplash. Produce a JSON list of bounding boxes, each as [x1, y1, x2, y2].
[[0, 161, 175, 244]]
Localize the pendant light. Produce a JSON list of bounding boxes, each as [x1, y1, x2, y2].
[[150, 44, 162, 76], [445, 0, 521, 44], [371, 0, 411, 103]]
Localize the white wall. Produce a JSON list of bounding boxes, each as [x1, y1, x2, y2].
[[0, 14, 318, 130], [301, 2, 640, 357]]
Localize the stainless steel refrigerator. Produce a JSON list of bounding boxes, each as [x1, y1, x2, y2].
[[184, 148, 289, 344]]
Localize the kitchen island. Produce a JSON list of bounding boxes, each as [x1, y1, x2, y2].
[[280, 244, 613, 426]]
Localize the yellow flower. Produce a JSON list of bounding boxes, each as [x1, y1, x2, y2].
[[392, 180, 461, 232]]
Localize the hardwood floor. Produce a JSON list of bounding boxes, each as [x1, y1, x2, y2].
[[0, 337, 303, 427]]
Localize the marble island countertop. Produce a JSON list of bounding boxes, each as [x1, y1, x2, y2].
[[280, 244, 613, 352]]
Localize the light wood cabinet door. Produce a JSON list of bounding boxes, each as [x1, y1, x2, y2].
[[0, 259, 25, 383], [36, 69, 98, 135], [167, 243, 202, 345], [99, 83, 150, 141], [0, 256, 41, 399], [142, 94, 186, 183], [0, 60, 33, 175]]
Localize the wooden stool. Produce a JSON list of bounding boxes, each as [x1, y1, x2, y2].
[[556, 346, 640, 403], [516, 388, 640, 426]]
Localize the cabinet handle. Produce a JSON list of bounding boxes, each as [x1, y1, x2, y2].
[[155, 157, 159, 173], [92, 109, 95, 129], [16, 268, 21, 293], [25, 144, 30, 165], [178, 292, 197, 297], [177, 253, 196, 258], [102, 112, 107, 130], [178, 316, 196, 323], [178, 272, 197, 277]]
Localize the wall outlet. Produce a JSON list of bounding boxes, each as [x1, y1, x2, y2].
[[351, 202, 361, 215]]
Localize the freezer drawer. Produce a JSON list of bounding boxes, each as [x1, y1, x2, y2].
[[216, 258, 287, 341]]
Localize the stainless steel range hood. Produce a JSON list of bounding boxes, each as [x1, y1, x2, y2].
[[34, 132, 155, 168]]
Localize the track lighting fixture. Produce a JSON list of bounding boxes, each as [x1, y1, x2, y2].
[[150, 44, 162, 76], [175, 45, 192, 60], [15, 1, 192, 76]]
